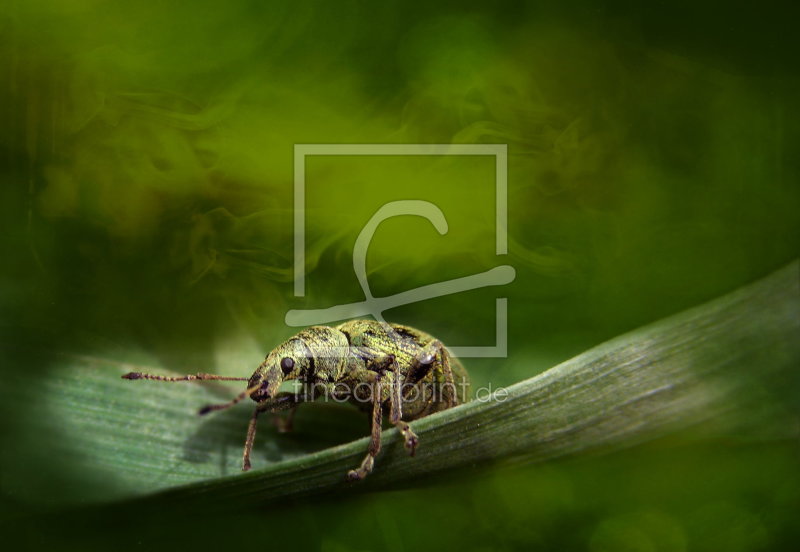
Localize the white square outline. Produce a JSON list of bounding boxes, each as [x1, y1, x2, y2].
[[292, 143, 508, 357]]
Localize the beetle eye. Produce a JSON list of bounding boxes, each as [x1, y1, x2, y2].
[[280, 357, 294, 375]]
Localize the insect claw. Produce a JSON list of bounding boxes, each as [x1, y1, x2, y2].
[[121, 372, 142, 379], [198, 405, 214, 416]]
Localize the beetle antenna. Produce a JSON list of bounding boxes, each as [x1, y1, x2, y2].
[[122, 371, 249, 382], [197, 383, 262, 416]]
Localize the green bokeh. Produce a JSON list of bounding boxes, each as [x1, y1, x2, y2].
[[1, 0, 798, 550]]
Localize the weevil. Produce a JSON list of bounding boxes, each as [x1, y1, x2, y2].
[[122, 320, 470, 480]]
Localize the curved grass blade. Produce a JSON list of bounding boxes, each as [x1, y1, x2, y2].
[[1, 261, 797, 509]]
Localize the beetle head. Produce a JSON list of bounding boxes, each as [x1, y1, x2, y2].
[[248, 339, 314, 402]]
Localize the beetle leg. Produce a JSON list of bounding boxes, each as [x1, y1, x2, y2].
[[408, 340, 462, 407], [388, 357, 419, 456], [241, 390, 317, 471], [347, 372, 384, 481], [406, 348, 435, 384], [407, 338, 450, 383], [272, 405, 297, 433], [242, 406, 260, 471], [438, 349, 459, 408], [365, 353, 419, 456]]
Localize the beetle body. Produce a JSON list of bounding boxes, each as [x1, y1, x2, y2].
[[123, 320, 469, 480]]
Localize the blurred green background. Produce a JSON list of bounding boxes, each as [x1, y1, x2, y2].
[[1, 0, 798, 550]]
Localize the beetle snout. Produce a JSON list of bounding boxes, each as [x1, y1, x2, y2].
[[248, 366, 283, 402], [248, 377, 277, 402], [249, 381, 268, 402]]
